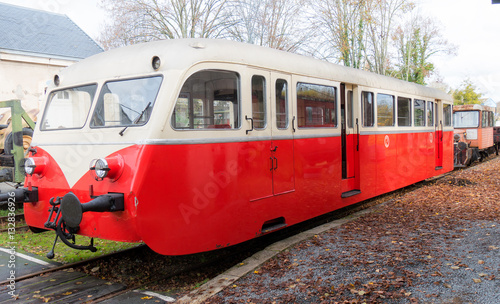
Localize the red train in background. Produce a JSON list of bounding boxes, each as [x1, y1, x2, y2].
[[2, 39, 454, 258], [453, 104, 499, 167]]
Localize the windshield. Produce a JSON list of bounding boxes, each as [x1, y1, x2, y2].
[[91, 76, 162, 128], [453, 111, 479, 128], [41, 85, 97, 130]]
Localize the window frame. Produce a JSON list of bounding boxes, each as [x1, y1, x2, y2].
[[251, 75, 267, 130], [296, 82, 338, 128], [443, 103, 452, 127], [171, 70, 241, 131], [362, 91, 374, 127], [275, 78, 289, 130], [376, 93, 395, 127], [427, 101, 434, 127], [41, 83, 98, 131], [414, 99, 426, 127], [90, 75, 163, 129], [397, 96, 412, 127]]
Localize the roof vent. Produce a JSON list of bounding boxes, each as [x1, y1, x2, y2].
[[190, 42, 205, 49]]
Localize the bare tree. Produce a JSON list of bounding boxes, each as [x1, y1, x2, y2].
[[228, 0, 312, 52], [98, 0, 235, 49], [364, 0, 414, 75], [313, 0, 368, 68]]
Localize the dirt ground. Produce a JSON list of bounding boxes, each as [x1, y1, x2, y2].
[[206, 158, 500, 303]]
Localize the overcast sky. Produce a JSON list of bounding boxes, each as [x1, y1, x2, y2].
[[2, 0, 500, 101]]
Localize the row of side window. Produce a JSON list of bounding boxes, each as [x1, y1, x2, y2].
[[362, 91, 452, 128], [170, 70, 452, 131]]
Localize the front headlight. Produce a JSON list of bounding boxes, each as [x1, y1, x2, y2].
[[94, 159, 110, 179], [24, 156, 48, 176], [25, 157, 36, 175], [90, 155, 124, 181]]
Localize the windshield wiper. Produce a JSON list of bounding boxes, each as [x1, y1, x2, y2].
[[119, 102, 151, 136]]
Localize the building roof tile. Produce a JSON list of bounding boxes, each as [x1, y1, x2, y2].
[[0, 3, 103, 60]]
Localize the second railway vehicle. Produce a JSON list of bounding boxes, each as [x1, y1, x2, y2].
[[11, 39, 454, 257], [453, 104, 499, 167]]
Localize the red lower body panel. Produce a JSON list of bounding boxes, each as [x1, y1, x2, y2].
[[24, 131, 454, 255]]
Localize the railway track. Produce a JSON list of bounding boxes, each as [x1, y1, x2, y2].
[[0, 213, 24, 224]]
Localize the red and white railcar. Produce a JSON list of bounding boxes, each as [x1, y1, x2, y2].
[[18, 39, 454, 257]]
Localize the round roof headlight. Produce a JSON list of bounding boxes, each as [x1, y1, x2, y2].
[[152, 56, 161, 71], [54, 74, 60, 86], [25, 157, 36, 175]]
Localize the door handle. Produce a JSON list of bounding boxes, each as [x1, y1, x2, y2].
[[245, 115, 254, 135]]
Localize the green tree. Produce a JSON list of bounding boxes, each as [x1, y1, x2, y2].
[[452, 79, 483, 105], [393, 14, 456, 85], [314, 0, 368, 68]]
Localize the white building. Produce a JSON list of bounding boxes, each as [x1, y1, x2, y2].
[[0, 3, 103, 111]]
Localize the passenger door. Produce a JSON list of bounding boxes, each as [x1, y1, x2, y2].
[[270, 73, 295, 195], [341, 84, 360, 197], [435, 100, 443, 169], [246, 71, 294, 201]]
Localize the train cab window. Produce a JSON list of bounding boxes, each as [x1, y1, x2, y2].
[[443, 104, 452, 126], [296, 82, 337, 128], [362, 91, 374, 127], [251, 75, 266, 129], [377, 93, 395, 127], [454, 111, 479, 128], [397, 97, 411, 127], [91, 76, 162, 128], [414, 99, 425, 126], [172, 70, 240, 130], [276, 79, 288, 129], [482, 111, 489, 128], [427, 101, 434, 127], [41, 84, 97, 130]]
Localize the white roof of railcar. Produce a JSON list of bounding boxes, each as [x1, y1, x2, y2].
[[56, 38, 451, 101]]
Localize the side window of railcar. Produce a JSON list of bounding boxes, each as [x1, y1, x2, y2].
[[427, 101, 434, 127], [397, 97, 411, 127], [483, 111, 494, 128], [443, 104, 452, 126], [362, 91, 374, 127], [414, 99, 425, 127], [347, 90, 354, 128], [251, 75, 266, 129], [377, 94, 395, 127], [91, 76, 162, 128], [41, 84, 97, 130], [296, 82, 337, 128], [172, 70, 240, 130], [276, 79, 288, 129]]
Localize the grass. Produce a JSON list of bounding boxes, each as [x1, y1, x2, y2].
[[1, 228, 140, 263], [0, 206, 23, 217]]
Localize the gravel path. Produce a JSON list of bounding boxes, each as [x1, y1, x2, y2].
[[206, 159, 500, 303]]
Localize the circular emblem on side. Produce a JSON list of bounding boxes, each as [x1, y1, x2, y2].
[[61, 192, 83, 229], [429, 132, 434, 143], [384, 135, 390, 148]]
